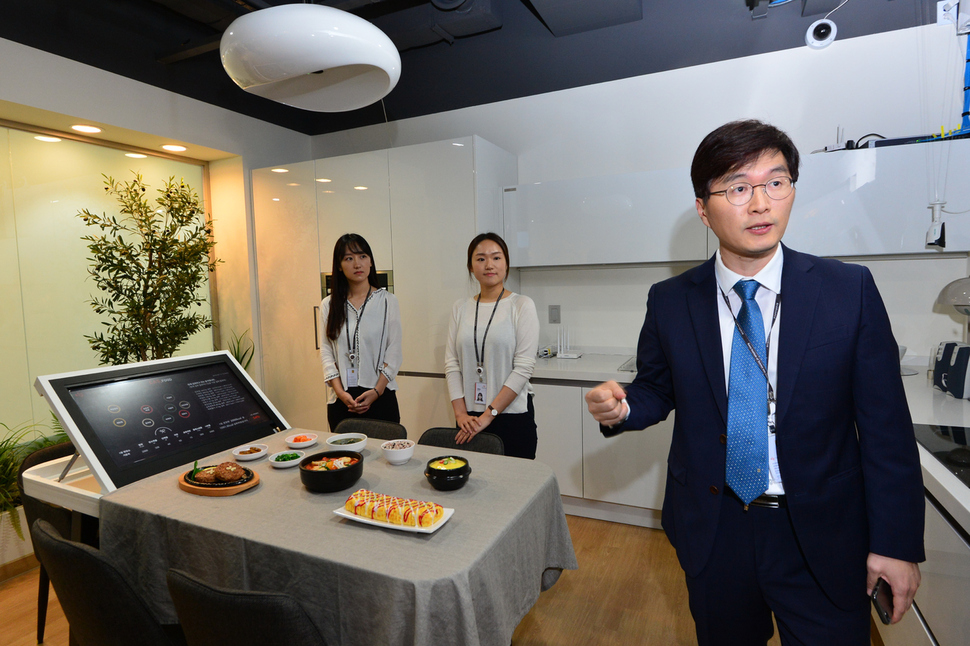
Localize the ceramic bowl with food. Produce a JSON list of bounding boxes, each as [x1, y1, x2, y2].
[[325, 432, 367, 453], [285, 433, 318, 449], [380, 439, 415, 465], [232, 444, 268, 461], [424, 455, 471, 491], [299, 450, 363, 493], [269, 450, 304, 469]]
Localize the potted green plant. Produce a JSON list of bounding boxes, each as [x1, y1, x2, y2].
[[0, 420, 67, 560], [78, 173, 220, 365]]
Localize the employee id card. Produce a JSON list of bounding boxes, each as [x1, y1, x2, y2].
[[767, 403, 781, 482], [474, 382, 487, 405], [346, 367, 359, 388]]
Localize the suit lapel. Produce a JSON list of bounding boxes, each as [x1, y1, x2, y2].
[[775, 245, 821, 431], [687, 256, 728, 424]]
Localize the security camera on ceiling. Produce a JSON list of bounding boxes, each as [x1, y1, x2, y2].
[[806, 18, 837, 49]]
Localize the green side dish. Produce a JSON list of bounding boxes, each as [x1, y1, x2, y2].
[[274, 452, 300, 462]]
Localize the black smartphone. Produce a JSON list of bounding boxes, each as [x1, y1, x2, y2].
[[871, 577, 894, 625]]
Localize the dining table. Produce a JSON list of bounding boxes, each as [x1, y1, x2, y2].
[[97, 431, 578, 646]]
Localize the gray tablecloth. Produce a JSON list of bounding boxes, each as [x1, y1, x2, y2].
[[98, 435, 578, 646]]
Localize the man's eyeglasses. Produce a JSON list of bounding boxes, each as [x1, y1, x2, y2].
[[708, 177, 795, 206]]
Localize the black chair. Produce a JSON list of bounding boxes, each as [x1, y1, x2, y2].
[[17, 441, 98, 644], [418, 427, 505, 455], [333, 417, 407, 441], [30, 519, 186, 646], [167, 569, 327, 646]]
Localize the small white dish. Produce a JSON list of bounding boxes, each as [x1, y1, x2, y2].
[[269, 450, 304, 468], [232, 444, 268, 461], [381, 439, 415, 465], [285, 433, 318, 449], [326, 433, 367, 452]]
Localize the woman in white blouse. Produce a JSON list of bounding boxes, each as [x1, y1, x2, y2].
[[445, 233, 540, 459], [320, 234, 403, 431]]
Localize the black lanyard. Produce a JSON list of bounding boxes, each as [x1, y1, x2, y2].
[[473, 289, 506, 379], [345, 287, 373, 368], [719, 285, 781, 405]]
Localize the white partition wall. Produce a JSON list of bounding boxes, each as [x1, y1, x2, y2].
[[0, 126, 210, 432]]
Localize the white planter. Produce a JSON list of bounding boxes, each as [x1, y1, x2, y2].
[[0, 506, 34, 566]]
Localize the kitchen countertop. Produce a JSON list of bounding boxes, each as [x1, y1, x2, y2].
[[532, 353, 635, 385]]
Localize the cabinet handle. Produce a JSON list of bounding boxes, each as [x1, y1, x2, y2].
[[313, 306, 320, 350]]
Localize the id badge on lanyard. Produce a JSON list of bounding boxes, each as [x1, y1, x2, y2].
[[474, 381, 487, 406], [767, 398, 781, 482], [347, 366, 359, 388]]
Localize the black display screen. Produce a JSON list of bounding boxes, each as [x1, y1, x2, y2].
[[48, 354, 286, 488]]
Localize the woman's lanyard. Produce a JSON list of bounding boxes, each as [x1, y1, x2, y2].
[[719, 287, 781, 414], [473, 289, 506, 382], [345, 287, 374, 369]]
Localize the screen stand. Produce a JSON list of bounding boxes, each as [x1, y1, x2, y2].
[[57, 452, 80, 483]]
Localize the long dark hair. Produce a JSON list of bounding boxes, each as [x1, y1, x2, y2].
[[326, 234, 380, 341]]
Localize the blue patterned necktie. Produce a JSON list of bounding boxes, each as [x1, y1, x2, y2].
[[725, 279, 769, 505]]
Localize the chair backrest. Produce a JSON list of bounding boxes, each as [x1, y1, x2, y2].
[[31, 519, 183, 646], [333, 418, 407, 441], [417, 428, 505, 455], [167, 569, 327, 646], [17, 442, 79, 542]]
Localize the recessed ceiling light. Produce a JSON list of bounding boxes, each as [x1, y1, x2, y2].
[[321, 190, 334, 194], [452, 142, 465, 147], [286, 183, 300, 186], [72, 125, 102, 134], [34, 136, 61, 143], [271, 168, 289, 173], [162, 144, 187, 152], [125, 153, 148, 159], [316, 178, 332, 183], [353, 186, 368, 191], [272, 198, 280, 201]]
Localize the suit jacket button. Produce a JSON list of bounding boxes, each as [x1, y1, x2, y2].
[[709, 485, 719, 495], [719, 434, 727, 444]]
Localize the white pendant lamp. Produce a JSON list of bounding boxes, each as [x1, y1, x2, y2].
[[220, 4, 401, 113]]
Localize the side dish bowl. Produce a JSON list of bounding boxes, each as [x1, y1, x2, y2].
[[269, 450, 304, 468], [285, 433, 318, 449], [325, 432, 367, 452], [299, 450, 363, 493], [380, 439, 415, 465], [424, 455, 471, 491], [232, 444, 268, 461]]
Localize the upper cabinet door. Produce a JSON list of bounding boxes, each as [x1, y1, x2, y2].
[[388, 137, 477, 374], [503, 168, 708, 267], [315, 150, 392, 283], [785, 139, 970, 255]]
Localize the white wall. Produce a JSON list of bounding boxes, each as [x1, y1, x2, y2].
[[0, 37, 315, 386], [311, 25, 970, 365]]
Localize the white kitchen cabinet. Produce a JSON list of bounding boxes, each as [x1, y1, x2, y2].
[[532, 383, 584, 498], [252, 161, 329, 432], [253, 136, 515, 430], [395, 374, 454, 441], [315, 150, 393, 280], [581, 387, 673, 510], [388, 136, 516, 374], [879, 494, 970, 646], [503, 168, 708, 268]]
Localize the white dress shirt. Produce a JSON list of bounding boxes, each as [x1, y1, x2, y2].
[[319, 288, 402, 404], [714, 247, 785, 495]]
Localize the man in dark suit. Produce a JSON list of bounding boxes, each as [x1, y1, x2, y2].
[[586, 120, 924, 645]]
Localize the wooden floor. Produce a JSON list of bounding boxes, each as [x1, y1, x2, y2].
[[0, 515, 781, 646]]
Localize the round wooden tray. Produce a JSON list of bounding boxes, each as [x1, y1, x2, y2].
[[178, 469, 260, 497]]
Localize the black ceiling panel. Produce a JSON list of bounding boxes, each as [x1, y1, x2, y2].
[[0, 0, 932, 136]]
